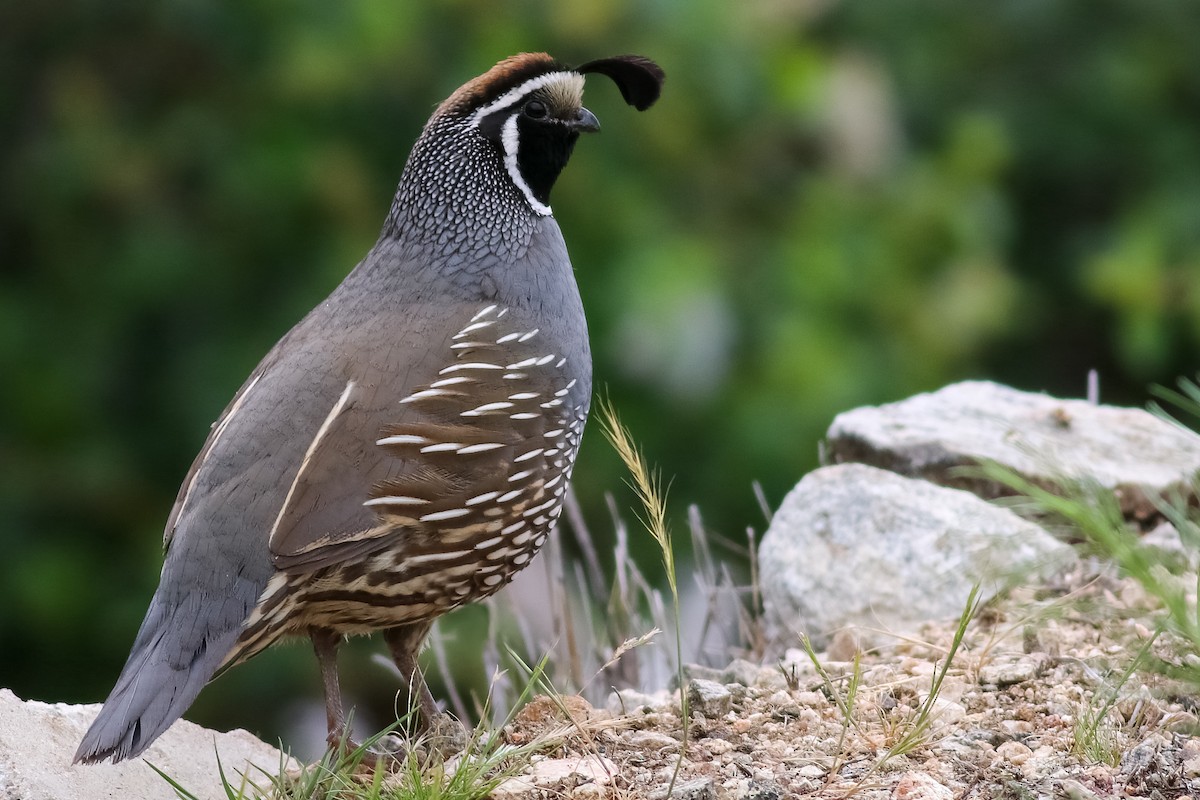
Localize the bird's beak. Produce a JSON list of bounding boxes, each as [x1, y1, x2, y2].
[[569, 107, 601, 133]]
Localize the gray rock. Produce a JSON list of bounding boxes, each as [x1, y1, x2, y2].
[[721, 658, 765, 688], [760, 464, 1076, 649], [606, 688, 673, 715], [0, 688, 294, 800], [977, 654, 1049, 687], [825, 380, 1200, 521], [686, 679, 732, 717]]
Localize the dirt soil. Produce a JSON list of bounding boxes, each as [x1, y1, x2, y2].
[[486, 567, 1200, 799]]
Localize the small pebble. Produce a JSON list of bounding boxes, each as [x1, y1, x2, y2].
[[892, 771, 954, 799], [1060, 779, 1101, 800], [978, 655, 1045, 686], [996, 740, 1033, 766], [623, 730, 679, 751]]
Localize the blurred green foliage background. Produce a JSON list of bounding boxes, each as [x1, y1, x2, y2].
[[3, 0, 1200, 755]]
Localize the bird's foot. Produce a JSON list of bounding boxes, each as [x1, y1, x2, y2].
[[324, 732, 396, 773], [374, 712, 469, 763]]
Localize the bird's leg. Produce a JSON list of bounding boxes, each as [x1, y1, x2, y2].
[[311, 629, 358, 754], [382, 621, 438, 730], [383, 622, 467, 758]]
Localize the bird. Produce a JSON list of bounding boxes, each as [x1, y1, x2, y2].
[[75, 51, 664, 764]]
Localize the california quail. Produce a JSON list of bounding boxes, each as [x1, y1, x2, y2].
[[75, 52, 664, 764]]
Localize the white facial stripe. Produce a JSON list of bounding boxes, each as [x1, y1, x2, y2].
[[468, 71, 582, 125], [502, 113, 553, 216]]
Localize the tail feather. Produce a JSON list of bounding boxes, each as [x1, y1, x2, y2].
[[74, 585, 256, 764]]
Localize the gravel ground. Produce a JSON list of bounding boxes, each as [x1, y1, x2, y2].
[[487, 567, 1200, 799]]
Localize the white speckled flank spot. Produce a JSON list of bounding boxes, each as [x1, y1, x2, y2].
[[404, 550, 473, 567], [420, 442, 463, 453], [521, 500, 554, 518], [430, 376, 473, 388], [514, 447, 543, 462], [400, 388, 450, 404], [457, 442, 506, 454], [419, 508, 472, 523], [439, 362, 504, 374], [461, 401, 514, 416], [364, 495, 428, 507], [376, 434, 427, 446], [453, 320, 496, 339], [469, 304, 498, 322]]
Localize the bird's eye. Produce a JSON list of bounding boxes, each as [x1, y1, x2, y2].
[[523, 100, 548, 120]]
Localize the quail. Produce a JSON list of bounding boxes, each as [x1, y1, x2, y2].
[[75, 52, 664, 764]]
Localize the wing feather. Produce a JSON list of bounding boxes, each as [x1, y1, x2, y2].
[[266, 304, 568, 574]]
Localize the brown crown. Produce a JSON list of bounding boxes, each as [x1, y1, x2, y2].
[[437, 52, 570, 117]]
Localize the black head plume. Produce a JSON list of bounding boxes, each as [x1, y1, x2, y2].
[[575, 55, 665, 111]]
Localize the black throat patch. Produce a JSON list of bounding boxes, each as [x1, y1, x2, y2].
[[514, 117, 580, 206], [478, 103, 581, 212]]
